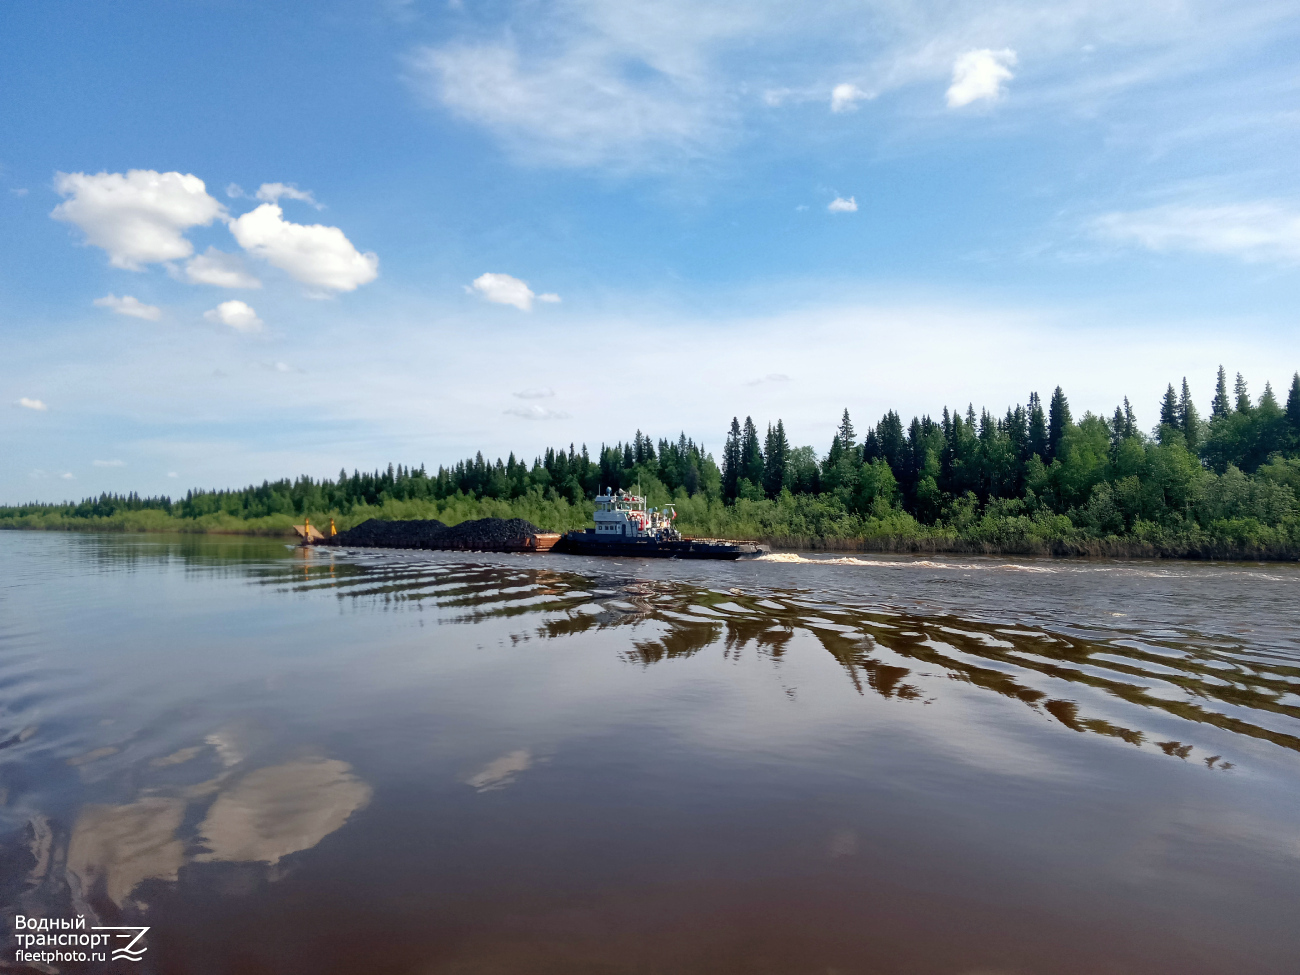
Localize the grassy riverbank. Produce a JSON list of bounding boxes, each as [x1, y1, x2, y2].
[[5, 490, 1298, 561]]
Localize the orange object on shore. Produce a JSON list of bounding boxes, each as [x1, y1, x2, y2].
[[292, 517, 325, 544]]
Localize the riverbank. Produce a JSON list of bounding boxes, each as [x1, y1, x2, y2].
[[4, 509, 1298, 561]]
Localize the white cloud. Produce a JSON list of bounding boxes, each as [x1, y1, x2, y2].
[[513, 387, 555, 399], [17, 397, 48, 411], [828, 196, 858, 213], [538, 292, 562, 303], [255, 182, 322, 208], [504, 404, 571, 420], [51, 170, 224, 269], [10, 187, 28, 197], [204, 300, 264, 332], [93, 459, 126, 467], [946, 49, 1017, 108], [408, 0, 742, 169], [61, 472, 75, 480], [226, 183, 245, 199], [830, 83, 869, 113], [406, 3, 1297, 171], [470, 272, 544, 311], [745, 373, 792, 386], [1092, 202, 1300, 265], [93, 293, 163, 321], [167, 471, 179, 478], [228, 204, 378, 293], [183, 247, 261, 289]]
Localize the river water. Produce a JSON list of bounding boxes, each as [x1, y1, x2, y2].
[[1, 531, 1298, 974]]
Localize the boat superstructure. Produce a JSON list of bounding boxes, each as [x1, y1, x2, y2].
[[593, 489, 681, 541], [556, 488, 767, 559]]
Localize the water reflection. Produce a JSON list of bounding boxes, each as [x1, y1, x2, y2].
[[466, 750, 533, 792], [196, 758, 371, 866], [18, 746, 370, 918], [68, 797, 186, 906], [275, 552, 1300, 766]]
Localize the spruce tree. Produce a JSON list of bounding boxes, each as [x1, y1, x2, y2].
[[1287, 373, 1300, 446], [1110, 407, 1127, 452], [1027, 393, 1048, 459], [722, 417, 742, 502], [1123, 397, 1137, 438], [1047, 386, 1071, 460], [1255, 382, 1288, 464], [1235, 373, 1251, 413], [1211, 366, 1231, 418], [741, 416, 764, 487], [877, 411, 906, 474], [1179, 378, 1200, 451], [837, 409, 856, 455], [1159, 384, 1179, 429], [763, 420, 790, 498], [862, 428, 881, 462]]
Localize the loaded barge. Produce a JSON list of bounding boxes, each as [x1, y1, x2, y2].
[[304, 490, 766, 560], [554, 489, 767, 560]]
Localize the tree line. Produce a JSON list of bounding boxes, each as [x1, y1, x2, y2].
[[0, 434, 719, 522], [712, 368, 1300, 540], [5, 367, 1300, 550]]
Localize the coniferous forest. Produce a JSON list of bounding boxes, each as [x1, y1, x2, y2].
[[6, 367, 1300, 558]]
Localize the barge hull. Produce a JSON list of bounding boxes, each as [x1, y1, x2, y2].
[[556, 532, 767, 560]]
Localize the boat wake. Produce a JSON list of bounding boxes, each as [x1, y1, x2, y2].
[[755, 553, 1055, 572]]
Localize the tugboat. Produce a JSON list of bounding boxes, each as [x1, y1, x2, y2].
[[556, 489, 768, 559]]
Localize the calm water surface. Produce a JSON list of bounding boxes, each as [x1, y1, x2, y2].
[[2, 531, 1299, 974]]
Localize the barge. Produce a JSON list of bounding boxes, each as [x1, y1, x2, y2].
[[555, 489, 767, 560]]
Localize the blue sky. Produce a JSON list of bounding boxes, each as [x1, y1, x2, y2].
[[3, 0, 1299, 502]]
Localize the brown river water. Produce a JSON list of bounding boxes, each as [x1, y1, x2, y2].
[[1, 531, 1299, 974]]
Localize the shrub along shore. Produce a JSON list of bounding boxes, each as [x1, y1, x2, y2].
[[6, 367, 1300, 561]]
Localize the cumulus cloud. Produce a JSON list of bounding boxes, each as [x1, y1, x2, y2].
[[204, 300, 264, 332], [946, 49, 1017, 108], [504, 404, 571, 420], [538, 292, 562, 303], [51, 170, 224, 269], [828, 196, 858, 213], [1092, 203, 1300, 264], [513, 387, 555, 399], [226, 183, 245, 199], [92, 459, 126, 467], [255, 182, 322, 208], [830, 83, 869, 113], [61, 472, 75, 480], [93, 293, 162, 321], [167, 471, 179, 478], [469, 272, 557, 311], [17, 397, 48, 411], [183, 247, 261, 288], [228, 204, 378, 293]]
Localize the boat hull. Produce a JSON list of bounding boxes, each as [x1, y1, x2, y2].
[[556, 531, 768, 560]]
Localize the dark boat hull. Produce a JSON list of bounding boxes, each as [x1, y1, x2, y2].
[[556, 531, 768, 560]]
